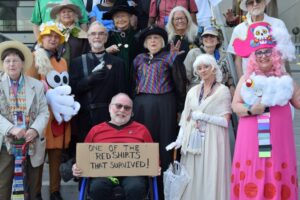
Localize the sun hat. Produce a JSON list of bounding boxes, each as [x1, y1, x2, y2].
[[240, 0, 271, 12], [0, 40, 33, 71], [50, 0, 82, 19]]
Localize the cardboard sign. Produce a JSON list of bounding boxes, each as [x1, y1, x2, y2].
[[76, 143, 159, 177]]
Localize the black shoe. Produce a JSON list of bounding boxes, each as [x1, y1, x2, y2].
[[50, 191, 63, 200]]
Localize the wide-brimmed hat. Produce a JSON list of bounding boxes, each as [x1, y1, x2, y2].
[[240, 0, 271, 11], [0, 41, 33, 71], [102, 4, 137, 20], [233, 21, 276, 57], [50, 0, 82, 19], [201, 26, 219, 37], [38, 24, 65, 44], [138, 25, 168, 45]]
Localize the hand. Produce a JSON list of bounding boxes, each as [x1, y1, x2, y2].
[[106, 45, 119, 54], [72, 163, 82, 177], [88, 67, 108, 84], [165, 141, 181, 151], [24, 128, 38, 143], [170, 40, 185, 55], [9, 127, 26, 139], [251, 102, 266, 115], [223, 9, 239, 26]]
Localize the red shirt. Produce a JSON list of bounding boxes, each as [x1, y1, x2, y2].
[[84, 121, 153, 143], [149, 0, 198, 27]]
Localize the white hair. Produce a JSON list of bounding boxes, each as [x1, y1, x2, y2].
[[165, 6, 198, 43], [143, 35, 165, 49], [193, 54, 222, 83]]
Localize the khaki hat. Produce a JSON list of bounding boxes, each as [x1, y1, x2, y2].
[[201, 27, 219, 37], [240, 0, 271, 11], [50, 0, 82, 19], [38, 24, 65, 44], [0, 41, 33, 71]]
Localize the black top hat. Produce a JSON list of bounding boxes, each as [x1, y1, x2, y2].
[[138, 25, 168, 45], [102, 3, 137, 20]]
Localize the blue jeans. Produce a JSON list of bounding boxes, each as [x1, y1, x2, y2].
[[89, 176, 147, 200]]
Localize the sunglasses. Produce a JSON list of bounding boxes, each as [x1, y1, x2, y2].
[[112, 103, 132, 111], [246, 0, 264, 6], [255, 48, 272, 58]]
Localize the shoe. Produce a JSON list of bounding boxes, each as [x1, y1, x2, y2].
[[50, 191, 63, 200]]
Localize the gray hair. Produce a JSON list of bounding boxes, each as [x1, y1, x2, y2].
[[110, 93, 133, 106], [88, 21, 108, 35], [193, 54, 222, 83], [165, 6, 198, 43]]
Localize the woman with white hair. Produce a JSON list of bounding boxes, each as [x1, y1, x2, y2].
[[167, 54, 232, 200], [165, 6, 198, 112]]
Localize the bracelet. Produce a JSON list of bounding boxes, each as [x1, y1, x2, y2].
[[243, 103, 252, 115]]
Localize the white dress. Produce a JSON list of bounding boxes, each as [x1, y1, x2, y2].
[[179, 84, 232, 200]]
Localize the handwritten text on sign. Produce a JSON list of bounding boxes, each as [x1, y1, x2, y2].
[[77, 143, 159, 177]]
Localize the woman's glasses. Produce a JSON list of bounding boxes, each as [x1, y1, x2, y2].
[[112, 103, 132, 111], [255, 48, 272, 58]]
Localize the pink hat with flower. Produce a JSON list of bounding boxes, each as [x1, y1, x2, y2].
[[233, 22, 276, 58]]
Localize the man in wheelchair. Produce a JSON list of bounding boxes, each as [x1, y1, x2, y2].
[[72, 93, 154, 200]]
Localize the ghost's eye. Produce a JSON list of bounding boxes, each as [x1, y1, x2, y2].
[[263, 29, 267, 34], [60, 71, 69, 85], [46, 70, 62, 88], [255, 31, 260, 35]]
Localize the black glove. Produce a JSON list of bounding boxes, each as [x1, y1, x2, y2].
[[88, 67, 108, 85]]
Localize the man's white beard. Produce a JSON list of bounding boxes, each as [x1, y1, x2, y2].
[[92, 42, 104, 49], [249, 7, 265, 16]]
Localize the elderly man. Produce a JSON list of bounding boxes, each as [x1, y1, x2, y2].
[[227, 0, 291, 79], [72, 93, 153, 200], [69, 21, 127, 144]]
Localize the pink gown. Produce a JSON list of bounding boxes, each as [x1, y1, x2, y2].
[[231, 104, 298, 200]]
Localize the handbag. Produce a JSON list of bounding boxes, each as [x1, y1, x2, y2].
[[163, 150, 190, 200]]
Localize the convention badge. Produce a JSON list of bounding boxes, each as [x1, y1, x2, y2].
[[164, 16, 169, 25], [13, 111, 26, 129]]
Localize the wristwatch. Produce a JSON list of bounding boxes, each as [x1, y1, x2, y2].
[[247, 109, 252, 116]]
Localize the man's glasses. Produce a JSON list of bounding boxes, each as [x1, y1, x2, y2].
[[255, 48, 272, 58], [112, 103, 132, 111], [246, 0, 264, 6], [89, 32, 107, 37]]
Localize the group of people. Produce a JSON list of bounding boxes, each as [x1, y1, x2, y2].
[[0, 0, 299, 200]]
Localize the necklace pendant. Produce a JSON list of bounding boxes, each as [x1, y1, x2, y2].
[[120, 32, 126, 38], [124, 44, 129, 48], [117, 43, 122, 47]]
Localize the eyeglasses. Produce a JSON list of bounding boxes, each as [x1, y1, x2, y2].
[[255, 48, 272, 58], [3, 59, 22, 65], [173, 17, 187, 22], [112, 103, 132, 111], [89, 32, 107, 37], [246, 0, 264, 6]]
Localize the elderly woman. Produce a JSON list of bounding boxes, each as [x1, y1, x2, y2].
[[0, 41, 49, 200], [103, 3, 138, 96], [27, 24, 79, 200], [165, 6, 198, 111], [167, 54, 232, 200], [231, 22, 300, 200], [133, 25, 181, 199], [184, 26, 235, 95], [50, 0, 90, 65]]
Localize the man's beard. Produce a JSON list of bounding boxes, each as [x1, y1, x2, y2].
[[249, 6, 265, 16], [92, 42, 104, 49]]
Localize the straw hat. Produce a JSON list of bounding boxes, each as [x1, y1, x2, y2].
[[240, 0, 271, 11], [38, 24, 65, 44], [0, 41, 33, 71], [50, 0, 82, 19]]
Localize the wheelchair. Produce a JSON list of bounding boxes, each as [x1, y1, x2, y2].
[[79, 177, 159, 200]]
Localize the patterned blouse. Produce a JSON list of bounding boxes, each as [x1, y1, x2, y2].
[[134, 51, 177, 94]]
